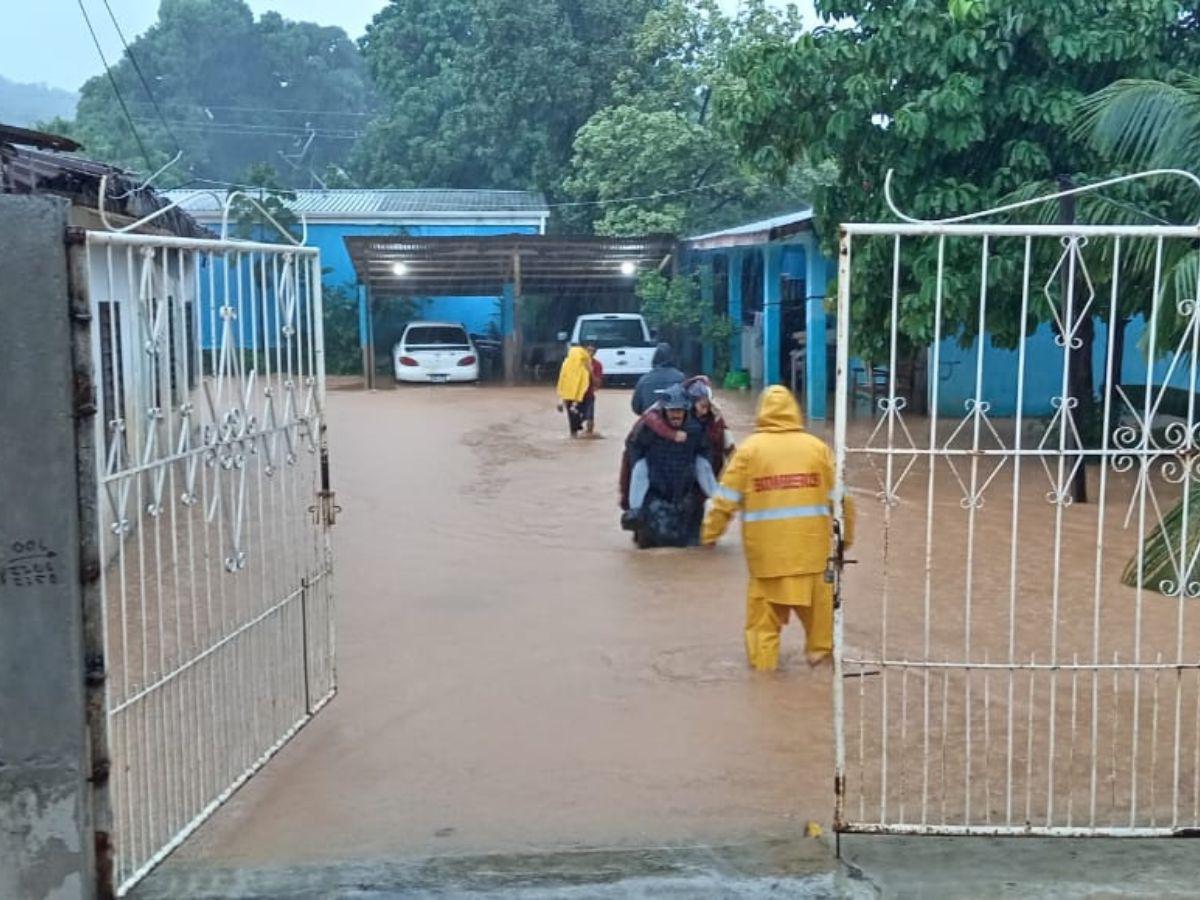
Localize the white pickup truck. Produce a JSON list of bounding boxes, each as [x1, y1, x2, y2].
[[558, 313, 657, 385]]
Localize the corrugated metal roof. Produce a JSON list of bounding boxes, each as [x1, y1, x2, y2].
[[685, 208, 813, 244], [164, 188, 549, 218], [1, 143, 209, 238], [346, 233, 677, 297]]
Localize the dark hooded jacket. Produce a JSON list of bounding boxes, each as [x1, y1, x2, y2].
[[630, 343, 686, 415]]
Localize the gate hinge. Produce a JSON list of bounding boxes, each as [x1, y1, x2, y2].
[[310, 490, 341, 527], [89, 757, 110, 785], [85, 654, 106, 687], [73, 373, 96, 419]]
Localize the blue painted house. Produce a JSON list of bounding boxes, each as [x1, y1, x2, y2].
[[166, 188, 549, 343], [683, 209, 1189, 424], [684, 209, 834, 420]]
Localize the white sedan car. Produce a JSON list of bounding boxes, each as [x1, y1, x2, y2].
[[393, 322, 480, 384]]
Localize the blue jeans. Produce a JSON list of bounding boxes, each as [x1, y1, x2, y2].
[[628, 457, 717, 509]]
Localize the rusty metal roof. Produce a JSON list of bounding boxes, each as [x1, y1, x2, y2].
[[165, 188, 549, 220], [347, 233, 676, 297], [0, 135, 209, 238]]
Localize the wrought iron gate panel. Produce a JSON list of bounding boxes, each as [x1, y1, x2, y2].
[[833, 220, 1200, 837], [82, 230, 336, 893]]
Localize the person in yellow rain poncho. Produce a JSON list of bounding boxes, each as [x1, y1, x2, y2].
[[556, 345, 593, 437], [701, 385, 855, 671]]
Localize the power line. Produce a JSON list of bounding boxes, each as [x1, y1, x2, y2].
[[126, 117, 361, 140], [545, 178, 744, 208], [99, 0, 181, 152], [122, 99, 375, 119], [76, 0, 154, 171]]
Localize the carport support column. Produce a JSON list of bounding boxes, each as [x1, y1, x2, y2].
[[700, 257, 715, 375], [727, 251, 743, 373], [805, 241, 828, 419], [504, 252, 524, 383], [763, 244, 783, 385], [0, 196, 94, 899], [358, 284, 371, 390], [513, 253, 523, 382], [501, 282, 516, 381]]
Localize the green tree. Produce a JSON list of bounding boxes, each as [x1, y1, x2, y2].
[[1076, 68, 1200, 341], [718, 0, 1193, 364], [227, 162, 298, 242], [636, 270, 735, 377], [65, 0, 372, 186], [1075, 19, 1200, 590], [353, 0, 661, 196], [564, 0, 829, 236]]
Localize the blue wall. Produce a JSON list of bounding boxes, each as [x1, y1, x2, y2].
[[311, 221, 539, 337], [935, 315, 1195, 417], [312, 221, 538, 290], [197, 220, 539, 349]]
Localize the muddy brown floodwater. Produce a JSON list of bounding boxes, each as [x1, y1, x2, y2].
[[164, 384, 835, 870]]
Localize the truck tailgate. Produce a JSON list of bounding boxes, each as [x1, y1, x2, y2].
[[598, 347, 655, 378]]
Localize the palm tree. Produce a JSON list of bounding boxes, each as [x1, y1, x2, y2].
[[1078, 76, 1200, 596], [1074, 76, 1200, 324], [1077, 76, 1200, 180]]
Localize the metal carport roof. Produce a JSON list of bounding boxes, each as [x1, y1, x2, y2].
[[345, 233, 677, 297]]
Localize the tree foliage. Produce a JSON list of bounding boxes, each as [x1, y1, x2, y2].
[[637, 269, 735, 375], [564, 0, 831, 236], [63, 0, 373, 187], [718, 0, 1195, 361], [353, 0, 661, 194]]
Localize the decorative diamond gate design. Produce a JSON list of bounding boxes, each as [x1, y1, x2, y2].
[[80, 229, 336, 893], [833, 210, 1200, 837]]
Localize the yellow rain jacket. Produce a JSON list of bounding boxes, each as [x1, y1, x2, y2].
[[556, 346, 592, 404], [702, 386, 855, 669], [702, 386, 855, 575]]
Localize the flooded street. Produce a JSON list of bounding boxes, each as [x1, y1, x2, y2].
[[158, 384, 835, 872]]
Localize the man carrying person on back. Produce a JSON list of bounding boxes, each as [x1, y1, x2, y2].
[[621, 385, 717, 547]]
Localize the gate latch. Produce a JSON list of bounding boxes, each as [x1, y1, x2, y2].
[[311, 490, 342, 527]]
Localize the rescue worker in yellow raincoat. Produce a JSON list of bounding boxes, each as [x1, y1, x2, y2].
[[701, 385, 855, 670], [556, 345, 592, 437]]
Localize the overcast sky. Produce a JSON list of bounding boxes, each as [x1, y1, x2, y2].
[[4, 0, 813, 93]]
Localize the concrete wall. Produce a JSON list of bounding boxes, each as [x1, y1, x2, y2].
[[0, 196, 93, 897]]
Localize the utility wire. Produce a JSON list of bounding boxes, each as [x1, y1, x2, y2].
[[545, 178, 743, 208], [127, 119, 361, 141], [127, 117, 360, 138], [76, 0, 154, 171], [100, 0, 181, 153], [123, 99, 375, 118], [177, 174, 747, 211]]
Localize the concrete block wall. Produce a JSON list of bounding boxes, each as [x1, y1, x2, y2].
[[0, 195, 95, 899]]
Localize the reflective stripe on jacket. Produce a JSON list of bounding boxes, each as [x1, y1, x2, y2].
[[701, 386, 855, 577]]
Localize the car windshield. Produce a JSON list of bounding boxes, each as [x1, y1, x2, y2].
[[405, 326, 470, 348], [577, 319, 647, 348]]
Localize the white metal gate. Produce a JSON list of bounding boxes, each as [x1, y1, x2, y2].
[[833, 188, 1200, 837], [81, 226, 336, 893]]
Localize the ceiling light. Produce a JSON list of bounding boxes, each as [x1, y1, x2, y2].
[[620, 260, 637, 276], [391, 261, 408, 276]]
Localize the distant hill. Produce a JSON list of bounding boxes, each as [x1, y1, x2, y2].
[[0, 76, 78, 128]]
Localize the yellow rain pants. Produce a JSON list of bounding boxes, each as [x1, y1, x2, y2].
[[744, 573, 832, 671]]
